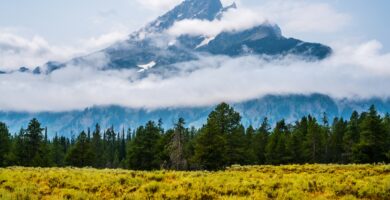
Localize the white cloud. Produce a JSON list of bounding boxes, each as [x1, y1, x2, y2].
[[0, 0, 383, 112], [1, 40, 390, 112], [0, 30, 128, 70], [135, 0, 183, 11], [167, 7, 266, 37], [253, 0, 350, 34], [167, 0, 349, 38]]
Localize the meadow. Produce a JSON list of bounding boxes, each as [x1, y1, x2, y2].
[[0, 164, 390, 200]]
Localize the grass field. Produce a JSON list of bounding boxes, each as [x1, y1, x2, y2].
[[0, 165, 390, 200]]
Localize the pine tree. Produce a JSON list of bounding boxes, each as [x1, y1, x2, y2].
[[51, 133, 66, 167], [39, 127, 51, 167], [65, 131, 95, 167], [0, 122, 11, 166], [185, 127, 198, 169], [118, 127, 127, 167], [321, 113, 331, 163], [245, 125, 257, 165], [383, 113, 390, 161], [194, 125, 226, 170], [254, 118, 270, 164], [193, 103, 241, 170], [26, 118, 44, 166], [13, 128, 28, 166], [91, 123, 104, 168], [104, 127, 117, 168], [226, 124, 248, 165], [287, 121, 304, 164], [343, 111, 360, 163], [330, 118, 347, 163], [127, 121, 162, 170], [303, 116, 323, 163], [354, 106, 387, 163], [265, 120, 288, 164]]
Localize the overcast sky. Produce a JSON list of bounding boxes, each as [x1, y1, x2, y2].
[[0, 0, 390, 112]]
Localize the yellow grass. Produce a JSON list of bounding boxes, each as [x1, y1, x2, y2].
[[0, 165, 390, 200]]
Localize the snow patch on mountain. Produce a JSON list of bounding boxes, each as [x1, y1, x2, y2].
[[196, 36, 216, 49], [138, 61, 156, 72]]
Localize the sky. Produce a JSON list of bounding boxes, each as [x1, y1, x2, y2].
[[0, 0, 390, 112]]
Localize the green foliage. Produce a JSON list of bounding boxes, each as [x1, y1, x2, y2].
[[26, 118, 45, 166], [0, 122, 10, 167], [51, 134, 68, 167], [1, 104, 390, 170], [127, 121, 162, 170], [65, 131, 95, 167], [194, 103, 242, 170], [253, 118, 270, 164], [354, 106, 387, 163]]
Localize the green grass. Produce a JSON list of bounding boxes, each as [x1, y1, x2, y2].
[[0, 165, 390, 199]]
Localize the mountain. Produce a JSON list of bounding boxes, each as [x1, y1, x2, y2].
[[1, 0, 382, 136], [43, 0, 331, 72], [1, 94, 390, 137]]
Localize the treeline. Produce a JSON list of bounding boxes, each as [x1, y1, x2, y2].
[[0, 103, 390, 170]]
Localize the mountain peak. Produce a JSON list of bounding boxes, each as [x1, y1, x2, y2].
[[145, 0, 223, 32], [180, 0, 224, 20]]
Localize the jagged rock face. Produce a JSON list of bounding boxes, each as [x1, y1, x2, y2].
[[199, 25, 332, 59], [145, 0, 224, 32]]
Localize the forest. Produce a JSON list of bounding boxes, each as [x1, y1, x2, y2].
[[0, 103, 389, 170]]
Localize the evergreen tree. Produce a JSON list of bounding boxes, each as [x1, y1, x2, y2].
[[193, 103, 241, 170], [245, 125, 257, 165], [0, 122, 11, 166], [254, 118, 270, 164], [185, 127, 198, 169], [127, 121, 162, 170], [383, 113, 390, 161], [51, 134, 66, 167], [13, 128, 28, 166], [303, 116, 323, 163], [286, 120, 305, 164], [65, 131, 95, 167], [343, 111, 360, 162], [25, 118, 44, 166], [321, 113, 331, 163], [194, 125, 226, 170], [2, 103, 390, 169], [91, 124, 104, 168], [39, 127, 51, 167], [329, 118, 347, 163], [265, 120, 288, 164], [226, 124, 248, 165], [354, 106, 387, 163], [104, 127, 117, 168], [118, 127, 127, 167]]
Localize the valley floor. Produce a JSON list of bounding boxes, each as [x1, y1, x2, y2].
[[0, 165, 389, 200]]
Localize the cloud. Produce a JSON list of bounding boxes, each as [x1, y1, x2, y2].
[[0, 30, 128, 70], [253, 0, 350, 34], [167, 7, 266, 37], [167, 0, 350, 38], [1, 40, 390, 112], [135, 0, 183, 11]]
